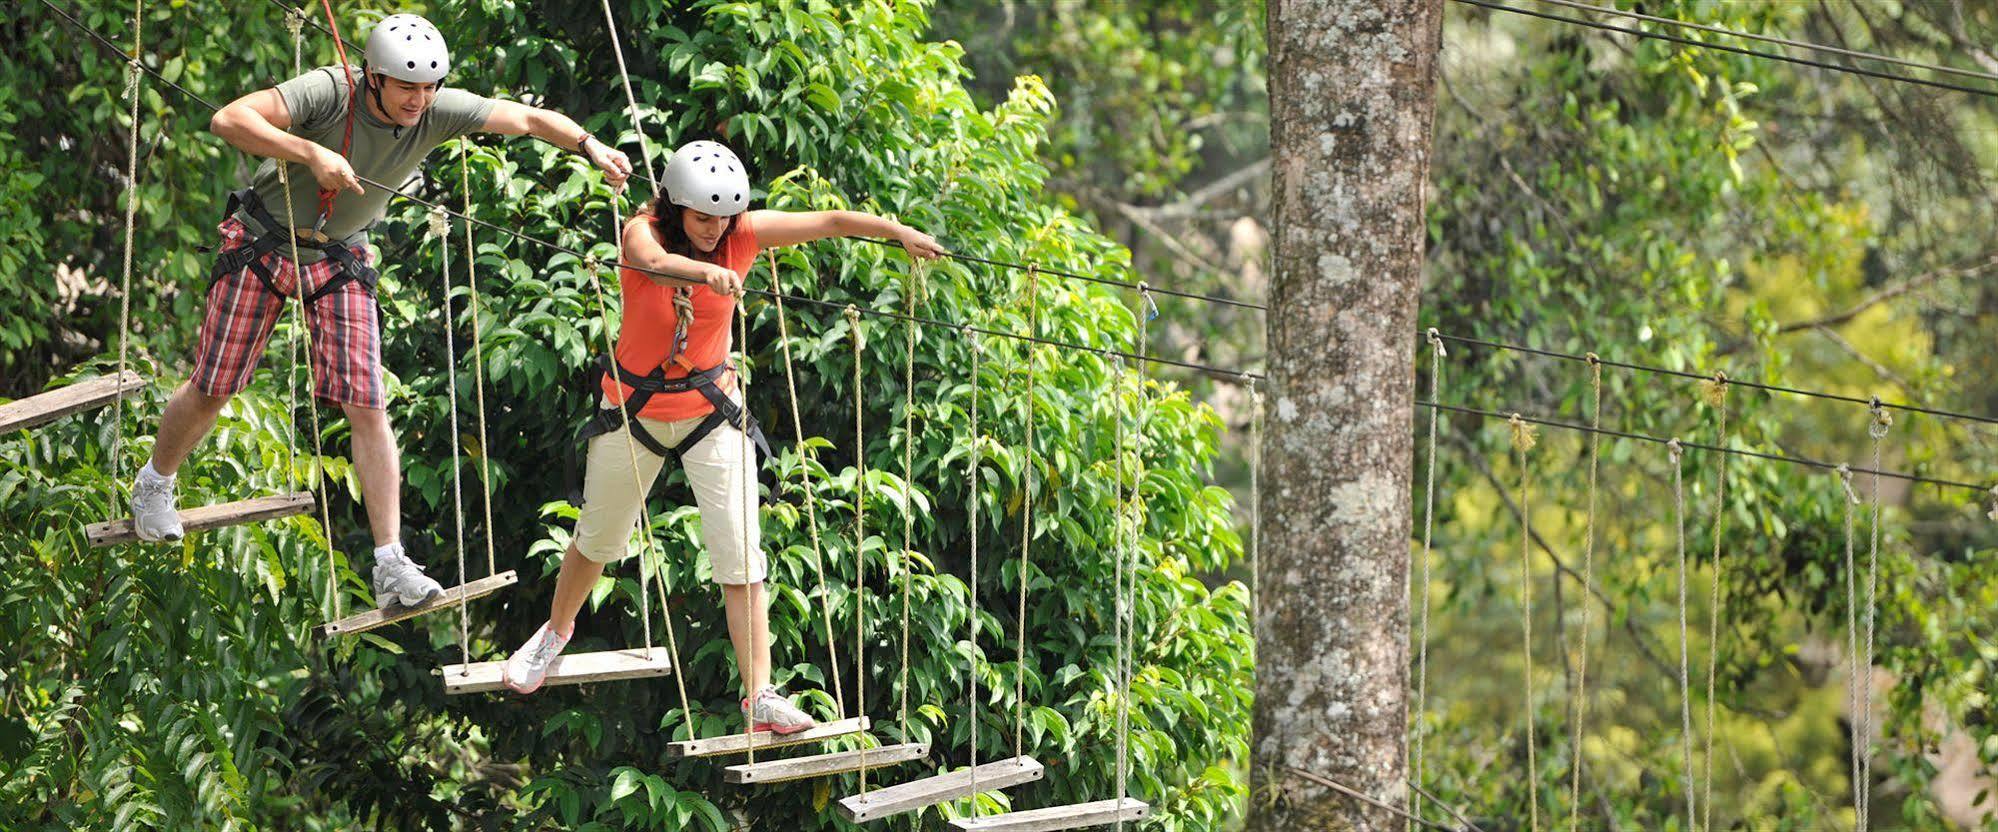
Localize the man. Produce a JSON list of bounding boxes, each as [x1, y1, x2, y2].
[[128, 13, 633, 611]]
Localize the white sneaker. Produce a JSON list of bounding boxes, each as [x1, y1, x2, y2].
[[742, 686, 817, 735], [370, 544, 445, 609], [503, 622, 572, 695], [130, 466, 184, 542]]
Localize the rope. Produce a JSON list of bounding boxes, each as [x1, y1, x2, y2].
[[1451, 0, 1998, 99], [1412, 331, 1446, 826], [1013, 266, 1040, 761], [277, 7, 304, 495], [740, 259, 760, 767], [772, 259, 845, 716], [1669, 439, 1696, 824], [1245, 368, 1266, 827], [847, 304, 868, 791], [1860, 401, 1892, 828], [1113, 353, 1137, 829], [596, 0, 662, 194], [1700, 374, 1730, 832], [1506, 414, 1540, 832], [1569, 354, 1602, 830], [311, 0, 357, 223], [1837, 465, 1863, 832], [1415, 400, 1990, 494], [898, 261, 927, 740], [109, 0, 144, 493], [966, 329, 985, 814], [428, 207, 471, 669], [460, 146, 497, 578], [1430, 331, 1998, 429]]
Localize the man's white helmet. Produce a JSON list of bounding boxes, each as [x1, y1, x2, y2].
[[663, 141, 750, 217], [364, 14, 450, 84]]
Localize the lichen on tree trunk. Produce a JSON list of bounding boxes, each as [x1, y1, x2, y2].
[[1251, 1, 1444, 830]]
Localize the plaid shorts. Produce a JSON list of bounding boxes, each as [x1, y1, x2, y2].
[[189, 217, 385, 409]]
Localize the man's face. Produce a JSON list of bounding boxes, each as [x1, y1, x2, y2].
[[373, 75, 438, 127]]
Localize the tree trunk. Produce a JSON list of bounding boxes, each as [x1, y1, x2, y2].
[[1251, 1, 1443, 830]]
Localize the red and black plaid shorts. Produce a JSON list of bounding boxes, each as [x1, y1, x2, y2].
[[189, 217, 385, 409]]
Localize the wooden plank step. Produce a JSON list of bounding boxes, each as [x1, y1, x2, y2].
[[948, 798, 1151, 831], [321, 570, 519, 637], [667, 716, 870, 758], [0, 370, 146, 435], [86, 491, 316, 547], [838, 756, 1045, 823], [439, 647, 673, 695], [724, 742, 929, 785]]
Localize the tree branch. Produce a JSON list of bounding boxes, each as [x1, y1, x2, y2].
[[1774, 255, 1998, 334]]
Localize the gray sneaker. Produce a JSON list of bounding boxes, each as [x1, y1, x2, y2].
[[743, 686, 818, 735], [370, 545, 445, 609], [130, 468, 184, 542]]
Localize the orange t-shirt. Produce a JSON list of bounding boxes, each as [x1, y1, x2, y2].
[[601, 212, 760, 422]]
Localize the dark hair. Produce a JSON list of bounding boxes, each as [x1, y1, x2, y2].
[[643, 197, 737, 260]]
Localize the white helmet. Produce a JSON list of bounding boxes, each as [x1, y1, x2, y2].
[[663, 141, 751, 217], [364, 14, 450, 84]]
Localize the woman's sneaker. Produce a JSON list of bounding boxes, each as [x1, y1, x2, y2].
[[130, 465, 184, 542], [742, 686, 817, 734], [503, 622, 572, 695]]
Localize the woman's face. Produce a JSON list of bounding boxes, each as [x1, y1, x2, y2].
[[680, 209, 733, 253]]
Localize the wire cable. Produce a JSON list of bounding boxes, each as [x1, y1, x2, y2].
[[1451, 0, 1998, 99], [1419, 399, 1991, 494]]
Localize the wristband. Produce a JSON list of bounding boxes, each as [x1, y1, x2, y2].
[[576, 132, 594, 153]]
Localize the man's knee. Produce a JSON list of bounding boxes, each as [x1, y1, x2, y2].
[[341, 403, 392, 432]]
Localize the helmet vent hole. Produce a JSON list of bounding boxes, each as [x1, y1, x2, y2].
[[406, 60, 416, 69], [711, 194, 721, 203], [710, 166, 717, 173], [430, 61, 438, 68], [406, 35, 413, 41]]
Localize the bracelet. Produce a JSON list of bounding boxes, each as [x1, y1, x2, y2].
[[575, 132, 594, 153]]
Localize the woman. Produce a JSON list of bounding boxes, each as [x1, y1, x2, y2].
[[501, 140, 946, 737]]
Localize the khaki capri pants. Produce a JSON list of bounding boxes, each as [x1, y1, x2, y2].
[[571, 400, 766, 585]]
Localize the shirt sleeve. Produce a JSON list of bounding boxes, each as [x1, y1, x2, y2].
[[275, 66, 350, 134], [430, 88, 499, 140]]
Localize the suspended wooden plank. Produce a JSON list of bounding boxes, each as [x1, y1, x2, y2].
[[0, 370, 146, 435], [320, 570, 518, 637], [837, 756, 1045, 823], [439, 647, 673, 695], [947, 798, 1151, 832], [724, 742, 929, 785], [666, 716, 871, 758], [86, 491, 316, 547]]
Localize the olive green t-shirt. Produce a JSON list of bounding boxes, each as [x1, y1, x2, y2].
[[233, 65, 495, 261]]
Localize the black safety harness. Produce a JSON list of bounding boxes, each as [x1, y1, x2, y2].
[[208, 187, 379, 305], [575, 287, 770, 465]]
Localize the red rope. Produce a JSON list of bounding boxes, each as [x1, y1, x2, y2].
[[314, 0, 357, 226]]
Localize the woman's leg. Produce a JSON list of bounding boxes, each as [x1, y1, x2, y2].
[[548, 541, 609, 635], [722, 581, 772, 696]]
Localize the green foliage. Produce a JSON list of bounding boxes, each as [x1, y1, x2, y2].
[[1, 1, 1247, 829]]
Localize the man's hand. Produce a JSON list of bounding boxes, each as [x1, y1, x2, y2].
[[306, 145, 364, 196], [896, 226, 947, 260], [587, 141, 633, 192]]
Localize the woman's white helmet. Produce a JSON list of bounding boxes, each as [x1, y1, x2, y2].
[[365, 14, 450, 84], [663, 141, 750, 217]]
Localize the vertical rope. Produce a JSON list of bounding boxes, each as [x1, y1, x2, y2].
[[1245, 367, 1266, 827], [1013, 266, 1040, 761], [1412, 331, 1446, 825], [1569, 354, 1602, 829], [109, 0, 144, 494], [274, 37, 336, 620], [847, 304, 868, 791], [1508, 414, 1540, 832], [1113, 354, 1136, 829], [277, 8, 305, 495], [739, 258, 759, 766], [1860, 400, 1892, 829], [1838, 465, 1863, 832], [1700, 373, 1729, 832], [596, 0, 661, 193], [772, 259, 845, 716], [459, 146, 497, 578], [965, 329, 985, 814], [898, 261, 926, 740], [428, 207, 471, 668], [1670, 438, 1696, 824]]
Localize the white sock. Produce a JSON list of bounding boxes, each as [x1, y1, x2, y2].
[[373, 541, 403, 562], [140, 460, 173, 482]]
